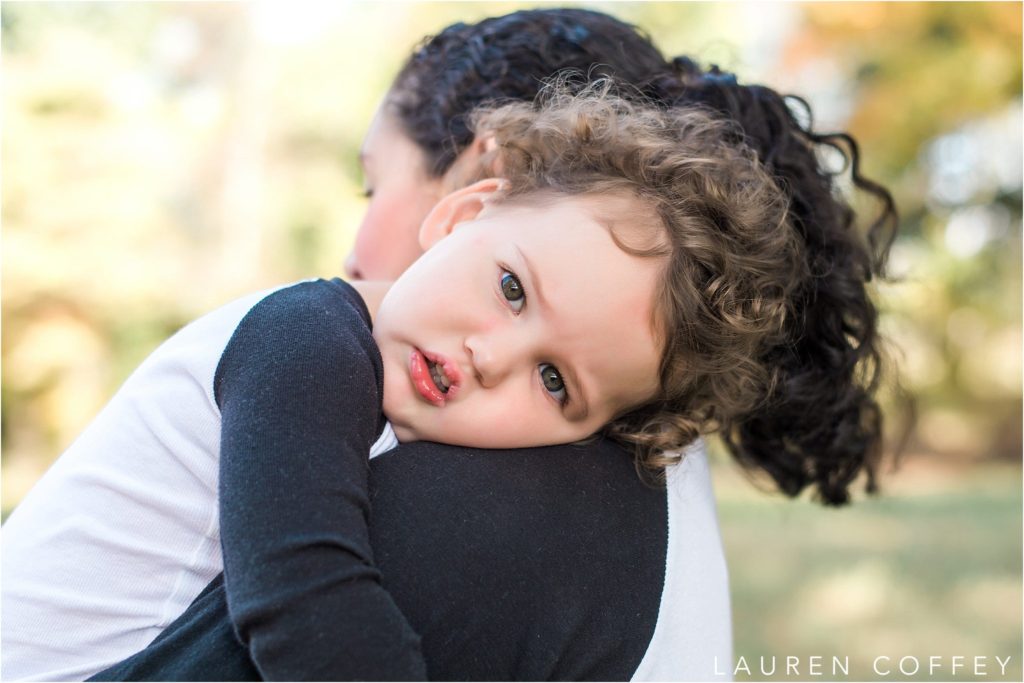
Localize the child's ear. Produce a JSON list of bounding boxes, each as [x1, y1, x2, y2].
[[418, 178, 506, 250]]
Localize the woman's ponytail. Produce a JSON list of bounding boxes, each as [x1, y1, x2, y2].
[[658, 58, 898, 505]]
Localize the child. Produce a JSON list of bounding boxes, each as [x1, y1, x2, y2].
[[4, 82, 883, 681]]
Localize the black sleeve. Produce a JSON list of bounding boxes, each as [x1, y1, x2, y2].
[[213, 279, 425, 681], [89, 576, 260, 682]]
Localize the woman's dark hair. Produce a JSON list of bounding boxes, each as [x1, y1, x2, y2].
[[650, 58, 899, 506], [388, 8, 671, 176], [391, 9, 898, 506]]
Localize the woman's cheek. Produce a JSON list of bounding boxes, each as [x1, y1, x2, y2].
[[351, 206, 388, 277], [355, 187, 429, 275]]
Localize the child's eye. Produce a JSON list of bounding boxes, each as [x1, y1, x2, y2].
[[500, 270, 525, 312], [539, 363, 568, 404]]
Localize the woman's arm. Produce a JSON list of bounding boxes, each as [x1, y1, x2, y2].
[[214, 279, 425, 681]]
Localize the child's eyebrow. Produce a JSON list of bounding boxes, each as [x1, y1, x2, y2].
[[514, 245, 590, 423]]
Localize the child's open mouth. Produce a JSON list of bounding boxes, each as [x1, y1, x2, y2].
[[409, 348, 460, 406]]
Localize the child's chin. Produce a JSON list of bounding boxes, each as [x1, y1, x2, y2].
[[388, 421, 420, 443]]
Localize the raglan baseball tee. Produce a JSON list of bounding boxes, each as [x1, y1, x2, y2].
[[3, 279, 732, 681]]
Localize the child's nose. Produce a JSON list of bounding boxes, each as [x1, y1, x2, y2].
[[464, 329, 526, 389], [465, 335, 502, 388]]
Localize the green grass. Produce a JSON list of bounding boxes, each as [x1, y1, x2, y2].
[[714, 460, 1022, 681]]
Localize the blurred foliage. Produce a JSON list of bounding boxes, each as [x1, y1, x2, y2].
[[783, 3, 1024, 465], [2, 2, 1021, 677]]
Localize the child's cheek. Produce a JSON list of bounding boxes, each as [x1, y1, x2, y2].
[[462, 309, 505, 345], [483, 312, 506, 333]]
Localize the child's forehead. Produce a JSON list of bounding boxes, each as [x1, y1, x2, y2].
[[495, 189, 666, 249]]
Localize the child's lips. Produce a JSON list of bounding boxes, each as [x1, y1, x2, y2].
[[408, 348, 461, 406]]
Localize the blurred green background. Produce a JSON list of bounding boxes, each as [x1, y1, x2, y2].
[[2, 2, 1020, 680]]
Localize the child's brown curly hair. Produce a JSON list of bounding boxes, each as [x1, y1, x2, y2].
[[470, 80, 813, 484]]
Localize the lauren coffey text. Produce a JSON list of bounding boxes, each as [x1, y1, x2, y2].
[[715, 655, 1014, 678]]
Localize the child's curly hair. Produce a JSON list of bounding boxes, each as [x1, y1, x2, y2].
[[472, 81, 803, 474], [472, 78, 892, 505]]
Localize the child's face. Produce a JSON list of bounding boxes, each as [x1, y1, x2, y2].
[[373, 189, 665, 448]]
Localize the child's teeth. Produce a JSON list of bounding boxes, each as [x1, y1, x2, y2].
[[429, 361, 451, 393]]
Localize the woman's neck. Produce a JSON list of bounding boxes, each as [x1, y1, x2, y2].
[[349, 280, 392, 322]]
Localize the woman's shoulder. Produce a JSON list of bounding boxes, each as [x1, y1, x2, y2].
[[367, 438, 667, 680], [368, 437, 731, 681]]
